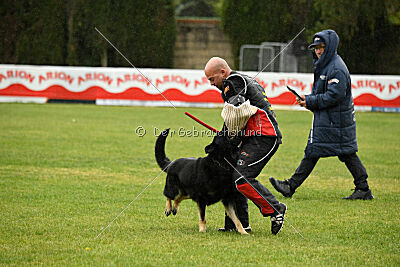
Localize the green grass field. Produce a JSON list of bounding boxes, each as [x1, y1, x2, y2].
[[1, 103, 399, 266]]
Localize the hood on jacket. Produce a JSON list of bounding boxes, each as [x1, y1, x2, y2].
[[312, 29, 339, 72]]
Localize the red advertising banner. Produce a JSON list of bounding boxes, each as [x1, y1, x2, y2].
[[1, 65, 399, 110]]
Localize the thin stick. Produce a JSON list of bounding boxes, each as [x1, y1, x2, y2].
[[185, 112, 218, 133], [94, 161, 173, 240], [94, 27, 176, 109], [230, 27, 306, 103]]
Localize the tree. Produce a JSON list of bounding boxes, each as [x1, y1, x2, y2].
[[2, 0, 68, 65], [66, 0, 176, 67], [0, 0, 19, 64], [221, 0, 312, 68], [220, 0, 400, 74], [0, 0, 176, 68], [310, 0, 400, 74]]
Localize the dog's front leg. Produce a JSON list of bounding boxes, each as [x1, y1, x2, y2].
[[224, 203, 248, 235], [197, 202, 207, 232]]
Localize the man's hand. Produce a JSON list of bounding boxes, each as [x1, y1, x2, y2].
[[297, 95, 306, 108]]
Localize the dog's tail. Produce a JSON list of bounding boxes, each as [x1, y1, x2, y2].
[[155, 128, 172, 172]]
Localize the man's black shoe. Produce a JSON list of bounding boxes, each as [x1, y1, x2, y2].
[[269, 177, 294, 198], [270, 203, 286, 235], [342, 189, 374, 200], [218, 225, 252, 233]]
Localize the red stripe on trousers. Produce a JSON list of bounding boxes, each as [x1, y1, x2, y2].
[[237, 182, 274, 215]]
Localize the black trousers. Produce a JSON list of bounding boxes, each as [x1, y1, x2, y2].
[[288, 152, 369, 191], [224, 136, 280, 229]]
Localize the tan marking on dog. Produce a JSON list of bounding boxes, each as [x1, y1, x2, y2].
[[172, 191, 190, 214], [165, 198, 172, 214], [224, 203, 248, 235], [197, 204, 207, 232]]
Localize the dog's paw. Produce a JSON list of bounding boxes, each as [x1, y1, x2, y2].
[[171, 208, 177, 215], [165, 210, 171, 217]]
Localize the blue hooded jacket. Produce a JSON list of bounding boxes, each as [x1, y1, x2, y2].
[[304, 29, 358, 158]]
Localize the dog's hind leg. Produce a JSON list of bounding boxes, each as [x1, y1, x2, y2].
[[223, 203, 248, 235], [165, 198, 172, 216], [164, 174, 181, 216], [197, 202, 207, 232], [172, 191, 190, 215]]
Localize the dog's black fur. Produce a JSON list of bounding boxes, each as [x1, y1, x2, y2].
[[155, 128, 247, 234]]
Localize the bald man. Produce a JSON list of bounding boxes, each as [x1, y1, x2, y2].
[[204, 57, 287, 235]]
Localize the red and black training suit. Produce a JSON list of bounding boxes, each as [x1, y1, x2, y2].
[[221, 71, 283, 229]]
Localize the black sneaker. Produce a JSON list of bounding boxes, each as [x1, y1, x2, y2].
[[269, 177, 294, 198], [342, 189, 374, 200], [218, 225, 252, 233], [270, 203, 286, 235]]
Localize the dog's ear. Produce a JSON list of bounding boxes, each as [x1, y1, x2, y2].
[[205, 134, 231, 154], [204, 143, 215, 154], [205, 135, 220, 154]]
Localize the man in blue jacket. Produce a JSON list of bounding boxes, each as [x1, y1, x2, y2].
[[269, 29, 374, 200]]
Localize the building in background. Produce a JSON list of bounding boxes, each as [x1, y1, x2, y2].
[[174, 18, 234, 69], [173, 0, 234, 69]]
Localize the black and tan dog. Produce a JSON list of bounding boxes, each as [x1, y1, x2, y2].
[[155, 128, 247, 234]]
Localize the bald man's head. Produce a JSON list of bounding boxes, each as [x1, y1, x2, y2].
[[204, 57, 232, 90]]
